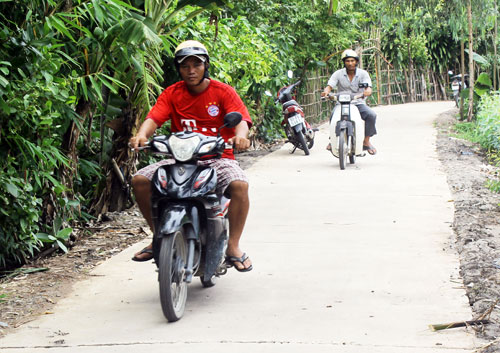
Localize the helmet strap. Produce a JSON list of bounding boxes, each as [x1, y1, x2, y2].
[[194, 63, 209, 86]]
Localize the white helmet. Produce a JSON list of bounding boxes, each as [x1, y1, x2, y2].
[[174, 40, 209, 64], [341, 49, 359, 62], [173, 40, 210, 81]]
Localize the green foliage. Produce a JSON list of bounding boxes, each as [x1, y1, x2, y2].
[[0, 169, 43, 268], [0, 11, 81, 268], [477, 93, 500, 193], [460, 73, 494, 115], [35, 228, 73, 253], [475, 92, 500, 150], [453, 121, 481, 143], [0, 0, 225, 269], [455, 92, 500, 193]]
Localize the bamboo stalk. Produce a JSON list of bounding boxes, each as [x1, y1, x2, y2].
[[429, 319, 490, 331]]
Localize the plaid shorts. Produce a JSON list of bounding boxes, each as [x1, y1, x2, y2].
[[135, 158, 248, 198]]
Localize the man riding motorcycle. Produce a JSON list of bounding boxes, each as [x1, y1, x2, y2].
[[129, 40, 253, 272], [321, 49, 378, 155]]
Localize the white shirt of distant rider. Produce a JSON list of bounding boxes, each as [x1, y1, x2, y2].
[[327, 68, 372, 105]]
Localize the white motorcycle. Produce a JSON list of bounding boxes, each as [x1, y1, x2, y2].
[[325, 89, 366, 170]]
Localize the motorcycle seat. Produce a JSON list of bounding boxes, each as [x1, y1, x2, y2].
[[283, 100, 299, 109]]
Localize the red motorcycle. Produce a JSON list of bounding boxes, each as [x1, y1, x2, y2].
[[266, 71, 317, 155]]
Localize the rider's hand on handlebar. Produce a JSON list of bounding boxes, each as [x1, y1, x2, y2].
[[129, 135, 149, 151], [228, 135, 250, 152]]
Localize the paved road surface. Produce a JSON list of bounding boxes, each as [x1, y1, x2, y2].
[[0, 101, 481, 352]]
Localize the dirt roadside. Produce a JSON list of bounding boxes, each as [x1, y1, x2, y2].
[[1, 108, 500, 350], [435, 109, 500, 352]]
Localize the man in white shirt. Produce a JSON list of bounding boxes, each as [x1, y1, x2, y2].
[[321, 49, 377, 155]]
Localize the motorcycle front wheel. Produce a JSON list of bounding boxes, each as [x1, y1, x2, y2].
[[349, 135, 356, 164], [159, 230, 188, 322], [295, 130, 310, 156], [338, 130, 348, 170]]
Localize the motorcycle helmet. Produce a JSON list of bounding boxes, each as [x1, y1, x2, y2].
[[341, 49, 359, 62], [174, 40, 210, 82]]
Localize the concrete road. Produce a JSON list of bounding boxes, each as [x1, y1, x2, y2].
[[0, 102, 481, 352]]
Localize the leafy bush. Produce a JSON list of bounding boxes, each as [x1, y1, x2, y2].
[[476, 92, 500, 151], [463, 92, 500, 193], [0, 169, 43, 268], [0, 18, 81, 269], [460, 73, 493, 116]]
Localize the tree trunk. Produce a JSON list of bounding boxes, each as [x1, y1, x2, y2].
[[467, 0, 474, 122], [90, 105, 138, 215], [459, 39, 465, 120], [494, 0, 498, 91], [61, 99, 91, 194], [407, 42, 415, 102], [375, 41, 382, 105], [387, 67, 392, 105], [421, 72, 427, 101], [41, 98, 91, 229]]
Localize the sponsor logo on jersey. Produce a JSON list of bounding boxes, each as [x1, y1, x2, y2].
[[206, 102, 220, 117]]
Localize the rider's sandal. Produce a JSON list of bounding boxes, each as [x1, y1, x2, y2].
[[363, 144, 377, 155], [132, 247, 154, 262], [225, 253, 253, 272]]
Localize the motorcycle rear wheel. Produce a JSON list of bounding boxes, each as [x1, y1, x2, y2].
[[159, 230, 188, 322], [339, 130, 347, 170], [296, 130, 310, 156]]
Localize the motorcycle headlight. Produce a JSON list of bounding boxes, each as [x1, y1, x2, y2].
[[169, 134, 201, 162], [153, 141, 169, 153], [338, 94, 351, 103], [198, 141, 216, 154]]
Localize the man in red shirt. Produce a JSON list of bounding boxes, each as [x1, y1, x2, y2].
[[129, 40, 253, 272]]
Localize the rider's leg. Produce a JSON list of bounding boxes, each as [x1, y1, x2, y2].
[[201, 158, 252, 271], [357, 104, 377, 147], [132, 175, 153, 230], [226, 180, 252, 271], [131, 175, 154, 260]]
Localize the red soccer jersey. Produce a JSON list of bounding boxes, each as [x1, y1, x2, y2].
[[146, 80, 252, 159]]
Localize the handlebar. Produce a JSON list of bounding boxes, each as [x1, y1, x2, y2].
[[321, 92, 364, 101], [129, 141, 150, 152]]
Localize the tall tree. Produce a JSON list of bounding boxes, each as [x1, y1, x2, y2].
[[467, 0, 474, 122]]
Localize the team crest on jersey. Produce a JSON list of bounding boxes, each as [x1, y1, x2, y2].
[[206, 102, 220, 117]]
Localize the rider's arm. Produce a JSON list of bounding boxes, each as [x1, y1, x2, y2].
[[229, 121, 250, 151], [130, 118, 159, 149], [321, 85, 333, 97], [363, 86, 372, 97]]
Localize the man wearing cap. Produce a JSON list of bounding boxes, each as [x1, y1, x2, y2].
[[321, 49, 378, 155], [129, 40, 253, 272]]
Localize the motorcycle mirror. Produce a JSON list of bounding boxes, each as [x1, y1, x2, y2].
[[222, 112, 243, 129], [264, 90, 273, 97], [287, 70, 293, 79]]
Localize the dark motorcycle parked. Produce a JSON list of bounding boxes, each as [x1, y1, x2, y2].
[[266, 71, 317, 155], [134, 112, 242, 322], [448, 71, 469, 107]]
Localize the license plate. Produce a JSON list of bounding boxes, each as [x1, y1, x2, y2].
[[452, 83, 459, 91], [288, 114, 304, 127]]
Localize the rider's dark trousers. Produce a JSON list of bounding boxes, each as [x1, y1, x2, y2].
[[356, 104, 377, 137]]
